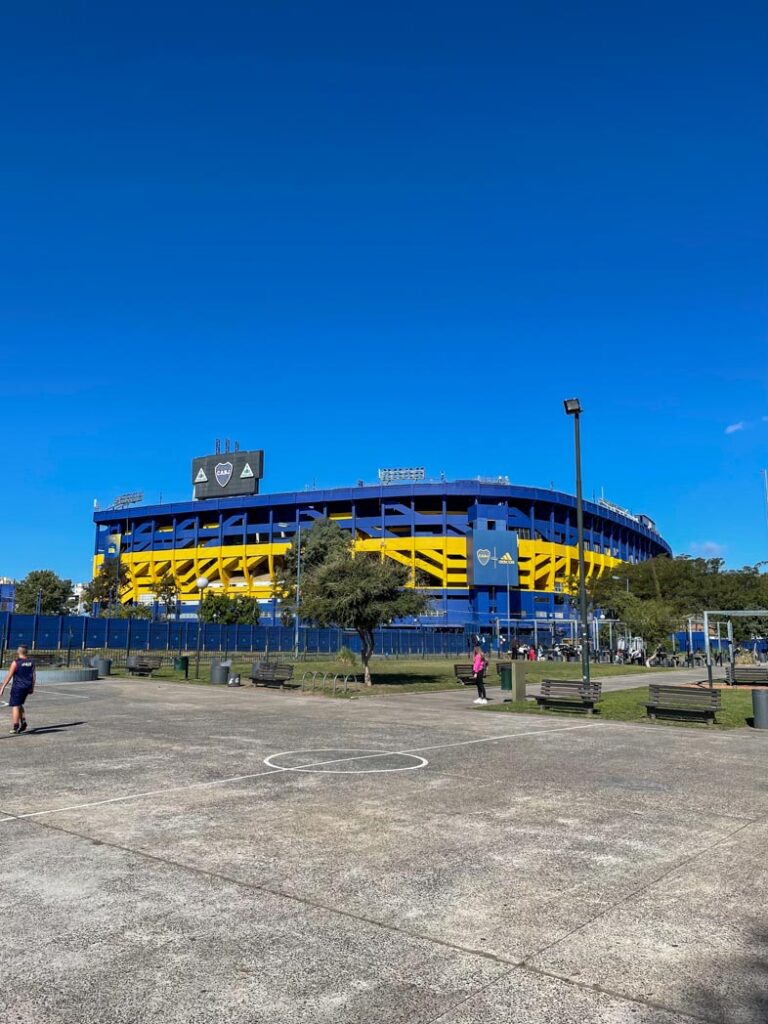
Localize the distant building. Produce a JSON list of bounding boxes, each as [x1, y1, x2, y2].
[[92, 451, 670, 629], [0, 577, 16, 613]]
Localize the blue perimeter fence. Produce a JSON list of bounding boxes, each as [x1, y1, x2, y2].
[[0, 613, 469, 657]]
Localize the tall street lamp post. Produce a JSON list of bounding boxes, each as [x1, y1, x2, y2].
[[563, 398, 590, 686], [195, 576, 209, 679], [293, 509, 315, 660]]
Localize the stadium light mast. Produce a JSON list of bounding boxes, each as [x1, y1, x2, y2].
[[195, 576, 209, 679], [563, 398, 590, 686]]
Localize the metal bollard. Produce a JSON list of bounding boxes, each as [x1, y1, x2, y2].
[[752, 689, 768, 729]]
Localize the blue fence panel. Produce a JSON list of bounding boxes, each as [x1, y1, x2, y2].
[[9, 615, 35, 647], [85, 618, 107, 648], [202, 624, 222, 651], [149, 622, 170, 649], [167, 623, 185, 650], [61, 616, 86, 647], [105, 619, 129, 649], [35, 615, 61, 648], [129, 620, 150, 649]]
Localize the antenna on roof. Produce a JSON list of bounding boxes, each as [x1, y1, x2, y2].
[[215, 439, 221, 455], [234, 440, 240, 452], [225, 438, 230, 453]]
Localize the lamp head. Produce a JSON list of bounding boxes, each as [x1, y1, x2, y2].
[[563, 398, 582, 415], [196, 576, 209, 591]]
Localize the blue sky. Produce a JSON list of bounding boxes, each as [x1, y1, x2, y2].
[[1, 1, 766, 581]]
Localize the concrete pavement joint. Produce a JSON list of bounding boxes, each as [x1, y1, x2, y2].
[[10, 812, 722, 1024], [520, 816, 762, 968]]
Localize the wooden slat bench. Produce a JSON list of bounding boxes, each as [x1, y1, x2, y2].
[[126, 655, 163, 677], [645, 684, 721, 724], [249, 663, 297, 689], [28, 653, 66, 668], [453, 663, 477, 686], [726, 665, 768, 686], [534, 679, 602, 714]]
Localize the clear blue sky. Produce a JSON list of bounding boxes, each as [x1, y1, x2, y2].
[[2, 2, 766, 582]]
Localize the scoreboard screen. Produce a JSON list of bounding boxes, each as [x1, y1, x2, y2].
[[192, 450, 264, 500]]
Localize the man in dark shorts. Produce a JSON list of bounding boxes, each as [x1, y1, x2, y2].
[[1, 645, 36, 734]]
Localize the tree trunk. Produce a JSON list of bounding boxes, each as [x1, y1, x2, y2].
[[358, 628, 374, 686]]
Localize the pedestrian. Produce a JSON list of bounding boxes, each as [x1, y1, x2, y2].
[[1, 645, 36, 735], [472, 645, 488, 704]]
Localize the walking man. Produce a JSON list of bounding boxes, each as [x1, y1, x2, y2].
[[1, 646, 36, 734]]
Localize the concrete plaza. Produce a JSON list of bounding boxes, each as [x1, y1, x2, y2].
[[1, 674, 766, 1023]]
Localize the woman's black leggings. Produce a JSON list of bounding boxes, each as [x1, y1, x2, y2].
[[475, 670, 486, 699]]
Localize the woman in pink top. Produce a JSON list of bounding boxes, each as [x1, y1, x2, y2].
[[472, 646, 488, 704]]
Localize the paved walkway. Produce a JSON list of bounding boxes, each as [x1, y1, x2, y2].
[[397, 666, 721, 709]]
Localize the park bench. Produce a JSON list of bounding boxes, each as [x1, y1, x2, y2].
[[726, 664, 768, 686], [29, 652, 66, 668], [534, 679, 602, 714], [249, 662, 297, 689], [453, 663, 477, 686], [126, 655, 163, 677], [645, 684, 721, 724]]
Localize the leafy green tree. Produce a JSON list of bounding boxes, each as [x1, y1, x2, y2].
[[154, 571, 179, 619], [82, 560, 130, 613], [276, 518, 350, 605], [107, 603, 153, 620], [200, 592, 261, 625], [588, 556, 768, 644], [297, 521, 430, 685], [14, 570, 74, 615]]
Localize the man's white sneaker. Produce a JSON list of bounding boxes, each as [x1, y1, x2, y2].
[[473, 697, 483, 704], [480, 698, 489, 704]]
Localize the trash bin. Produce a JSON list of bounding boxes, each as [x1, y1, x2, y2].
[[227, 674, 242, 687], [753, 689, 768, 729], [95, 657, 111, 677], [174, 656, 189, 678], [209, 662, 229, 685], [499, 665, 512, 691]]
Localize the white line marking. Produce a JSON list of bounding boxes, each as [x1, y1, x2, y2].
[[0, 721, 600, 823], [2, 767, 288, 821], [405, 722, 598, 754], [264, 748, 428, 774]]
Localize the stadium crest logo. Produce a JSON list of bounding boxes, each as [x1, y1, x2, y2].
[[476, 549, 491, 566], [215, 462, 233, 488]]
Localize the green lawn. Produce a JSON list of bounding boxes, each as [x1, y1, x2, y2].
[[483, 685, 755, 730], [147, 656, 664, 697]]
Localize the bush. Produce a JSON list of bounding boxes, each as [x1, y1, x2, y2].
[[338, 646, 357, 666]]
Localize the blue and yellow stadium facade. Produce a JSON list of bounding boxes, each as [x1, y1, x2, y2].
[[93, 480, 670, 628]]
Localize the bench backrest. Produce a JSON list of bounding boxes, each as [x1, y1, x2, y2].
[[453, 663, 474, 673], [541, 679, 602, 699], [127, 655, 162, 667], [251, 663, 293, 678], [648, 684, 721, 708], [727, 665, 768, 681]]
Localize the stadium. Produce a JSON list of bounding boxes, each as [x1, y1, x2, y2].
[[93, 450, 671, 633]]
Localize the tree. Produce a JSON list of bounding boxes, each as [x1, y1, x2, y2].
[[82, 560, 130, 614], [154, 571, 179, 619], [297, 521, 430, 685], [276, 518, 350, 606], [14, 570, 74, 615], [200, 592, 260, 625], [107, 603, 153, 620]]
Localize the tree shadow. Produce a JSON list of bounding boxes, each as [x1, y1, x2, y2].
[[687, 922, 768, 1023]]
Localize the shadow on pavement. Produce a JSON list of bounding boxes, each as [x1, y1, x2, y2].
[[688, 923, 768, 1023], [24, 721, 86, 736]]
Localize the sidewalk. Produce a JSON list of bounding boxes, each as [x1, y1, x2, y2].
[[394, 666, 723, 708]]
